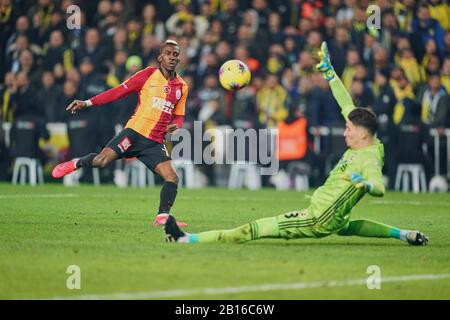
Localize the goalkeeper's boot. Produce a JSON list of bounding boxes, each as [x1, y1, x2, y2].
[[164, 215, 186, 242], [406, 231, 429, 246], [52, 159, 79, 178], [153, 213, 188, 227]]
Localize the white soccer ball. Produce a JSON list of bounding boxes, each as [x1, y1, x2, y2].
[[428, 175, 448, 193]]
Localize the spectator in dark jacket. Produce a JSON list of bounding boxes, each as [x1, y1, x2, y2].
[[13, 71, 40, 118], [78, 57, 112, 147], [417, 72, 449, 128], [217, 0, 244, 44], [75, 28, 108, 73], [5, 16, 37, 55], [329, 26, 351, 77], [0, 72, 17, 123], [56, 79, 78, 123], [16, 49, 42, 86], [43, 30, 74, 73], [411, 3, 446, 62], [37, 71, 62, 122], [372, 69, 397, 188]]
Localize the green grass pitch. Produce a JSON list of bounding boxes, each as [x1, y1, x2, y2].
[[1, 184, 449, 299]]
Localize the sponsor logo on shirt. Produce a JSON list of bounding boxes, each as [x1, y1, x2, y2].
[[152, 97, 175, 114]]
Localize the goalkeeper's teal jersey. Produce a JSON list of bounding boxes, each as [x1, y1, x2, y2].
[[307, 77, 385, 230]]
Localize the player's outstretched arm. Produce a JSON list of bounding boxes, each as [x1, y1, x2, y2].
[[66, 68, 154, 115], [316, 41, 356, 120]]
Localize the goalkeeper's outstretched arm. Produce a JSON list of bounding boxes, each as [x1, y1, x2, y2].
[[347, 171, 385, 197], [316, 41, 356, 120]]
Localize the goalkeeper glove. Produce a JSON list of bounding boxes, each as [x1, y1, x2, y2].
[[348, 172, 373, 192], [316, 41, 336, 81]]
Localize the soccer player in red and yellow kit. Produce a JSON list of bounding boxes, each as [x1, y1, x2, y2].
[[52, 40, 189, 227]]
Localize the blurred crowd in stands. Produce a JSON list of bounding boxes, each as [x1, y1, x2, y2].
[[0, 0, 449, 188]]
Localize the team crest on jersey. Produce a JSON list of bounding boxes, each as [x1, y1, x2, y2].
[[176, 89, 181, 100], [163, 85, 171, 94]]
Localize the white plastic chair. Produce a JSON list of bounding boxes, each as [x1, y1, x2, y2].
[[395, 164, 427, 193], [12, 157, 44, 186]]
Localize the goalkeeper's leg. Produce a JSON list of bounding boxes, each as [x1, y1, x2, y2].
[[337, 219, 429, 245], [180, 216, 280, 244], [166, 210, 320, 243]]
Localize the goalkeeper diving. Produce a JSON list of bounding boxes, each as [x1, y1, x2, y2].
[[164, 42, 429, 246]]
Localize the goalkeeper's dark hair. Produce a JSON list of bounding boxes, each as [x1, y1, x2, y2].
[[348, 108, 379, 136]]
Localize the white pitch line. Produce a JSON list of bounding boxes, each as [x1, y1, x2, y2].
[[86, 194, 308, 202], [83, 194, 450, 206], [0, 194, 78, 199], [46, 273, 450, 300], [1, 195, 448, 206], [371, 200, 450, 207]]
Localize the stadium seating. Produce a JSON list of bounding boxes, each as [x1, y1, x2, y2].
[[395, 164, 427, 193], [11, 157, 44, 186], [123, 158, 155, 188]]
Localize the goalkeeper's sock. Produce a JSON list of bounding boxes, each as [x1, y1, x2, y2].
[[339, 219, 408, 241], [158, 181, 178, 214], [188, 225, 253, 243], [174, 224, 254, 244], [167, 233, 198, 243], [174, 233, 196, 243], [75, 153, 98, 168], [391, 229, 409, 241]]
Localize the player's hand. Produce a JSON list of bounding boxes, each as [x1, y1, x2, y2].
[[344, 172, 373, 192], [315, 41, 336, 81], [166, 124, 179, 134], [66, 99, 88, 114]]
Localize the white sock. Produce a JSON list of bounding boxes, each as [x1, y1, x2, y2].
[[73, 159, 79, 169], [177, 233, 190, 243], [399, 230, 409, 241]]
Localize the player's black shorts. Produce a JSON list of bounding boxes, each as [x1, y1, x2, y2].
[[105, 128, 171, 172]]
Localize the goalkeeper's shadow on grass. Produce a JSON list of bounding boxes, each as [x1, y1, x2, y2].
[[244, 240, 409, 247]]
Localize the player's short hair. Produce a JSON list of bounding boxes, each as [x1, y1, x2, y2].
[[348, 108, 379, 136], [159, 39, 180, 54]]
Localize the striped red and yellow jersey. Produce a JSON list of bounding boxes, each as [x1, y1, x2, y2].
[[90, 66, 188, 143]]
